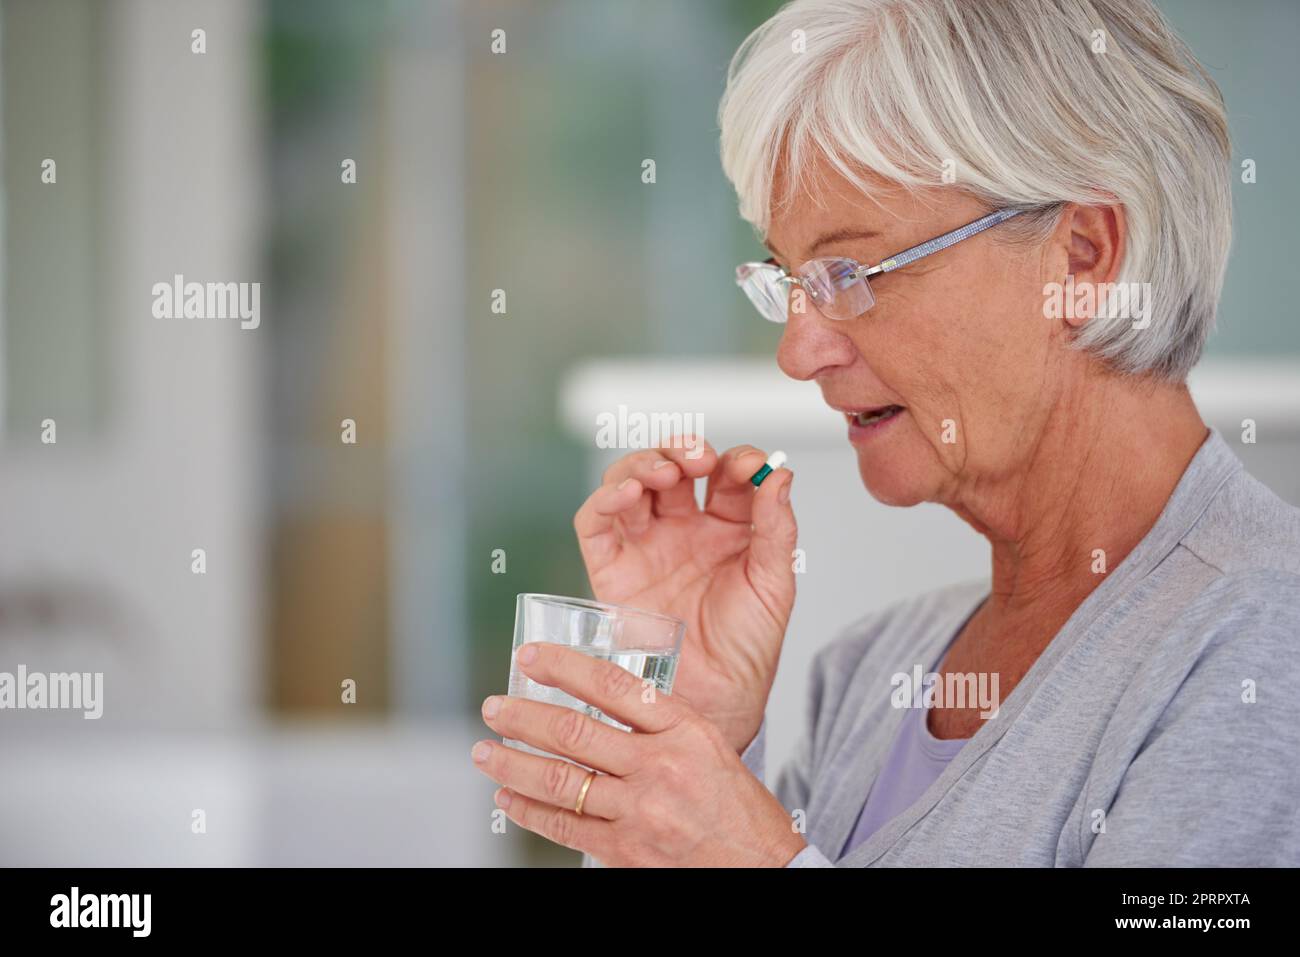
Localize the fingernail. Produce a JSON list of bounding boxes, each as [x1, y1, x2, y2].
[[495, 788, 512, 809], [779, 472, 793, 504], [517, 643, 538, 665], [652, 460, 672, 470], [482, 695, 502, 718], [471, 741, 492, 762], [617, 477, 633, 489]]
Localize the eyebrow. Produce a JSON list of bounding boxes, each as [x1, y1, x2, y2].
[[764, 227, 882, 261]]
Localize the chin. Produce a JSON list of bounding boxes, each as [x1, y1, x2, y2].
[[854, 449, 935, 507]]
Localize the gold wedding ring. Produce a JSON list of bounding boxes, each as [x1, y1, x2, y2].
[[574, 770, 596, 816]]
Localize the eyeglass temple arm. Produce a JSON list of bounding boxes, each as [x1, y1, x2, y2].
[[857, 207, 1023, 279]]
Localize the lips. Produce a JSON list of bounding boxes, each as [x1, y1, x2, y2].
[[843, 404, 905, 426]]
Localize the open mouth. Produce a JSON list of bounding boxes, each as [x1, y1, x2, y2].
[[847, 405, 904, 427]]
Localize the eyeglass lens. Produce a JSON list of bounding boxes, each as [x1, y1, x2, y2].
[[741, 260, 875, 322]]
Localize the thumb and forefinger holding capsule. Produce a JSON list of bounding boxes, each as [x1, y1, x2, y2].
[[703, 446, 790, 523]]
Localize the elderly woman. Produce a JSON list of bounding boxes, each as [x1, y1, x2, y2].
[[472, 0, 1300, 866]]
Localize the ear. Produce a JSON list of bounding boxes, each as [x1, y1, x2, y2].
[[1044, 202, 1127, 328]]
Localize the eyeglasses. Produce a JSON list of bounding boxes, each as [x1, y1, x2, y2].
[[734, 206, 1023, 323]]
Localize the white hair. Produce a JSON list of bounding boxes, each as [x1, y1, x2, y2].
[[717, 0, 1233, 381]]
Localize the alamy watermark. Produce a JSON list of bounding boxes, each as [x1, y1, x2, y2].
[[152, 274, 261, 330], [890, 664, 1000, 719], [0, 666, 103, 719], [1043, 277, 1153, 330], [594, 404, 705, 459], [50, 887, 150, 937]]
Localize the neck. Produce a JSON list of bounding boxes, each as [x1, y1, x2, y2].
[[950, 365, 1208, 619]]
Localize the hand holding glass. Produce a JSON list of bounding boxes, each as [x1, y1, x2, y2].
[[504, 594, 686, 763]]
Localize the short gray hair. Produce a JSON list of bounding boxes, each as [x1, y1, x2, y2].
[[718, 0, 1233, 381]]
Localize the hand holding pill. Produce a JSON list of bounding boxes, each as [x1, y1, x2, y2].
[[571, 438, 797, 755]]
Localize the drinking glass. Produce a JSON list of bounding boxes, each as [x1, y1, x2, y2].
[[504, 594, 686, 762]]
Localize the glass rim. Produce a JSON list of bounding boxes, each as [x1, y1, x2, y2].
[[736, 254, 862, 272], [516, 593, 685, 628]]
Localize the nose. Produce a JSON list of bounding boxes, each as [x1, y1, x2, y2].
[[775, 294, 859, 382]]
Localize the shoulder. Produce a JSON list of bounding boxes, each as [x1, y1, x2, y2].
[[1090, 570, 1300, 864], [1183, 568, 1300, 673], [1181, 464, 1300, 578], [1174, 462, 1300, 676], [1141, 566, 1300, 743]]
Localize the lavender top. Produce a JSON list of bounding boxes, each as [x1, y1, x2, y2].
[[841, 637, 969, 855]]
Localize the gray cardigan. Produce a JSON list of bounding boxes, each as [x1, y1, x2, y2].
[[582, 428, 1300, 866]]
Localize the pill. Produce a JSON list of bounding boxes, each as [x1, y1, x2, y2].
[[749, 450, 789, 487]]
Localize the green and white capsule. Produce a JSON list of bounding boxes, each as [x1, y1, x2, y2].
[[749, 450, 788, 487]]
